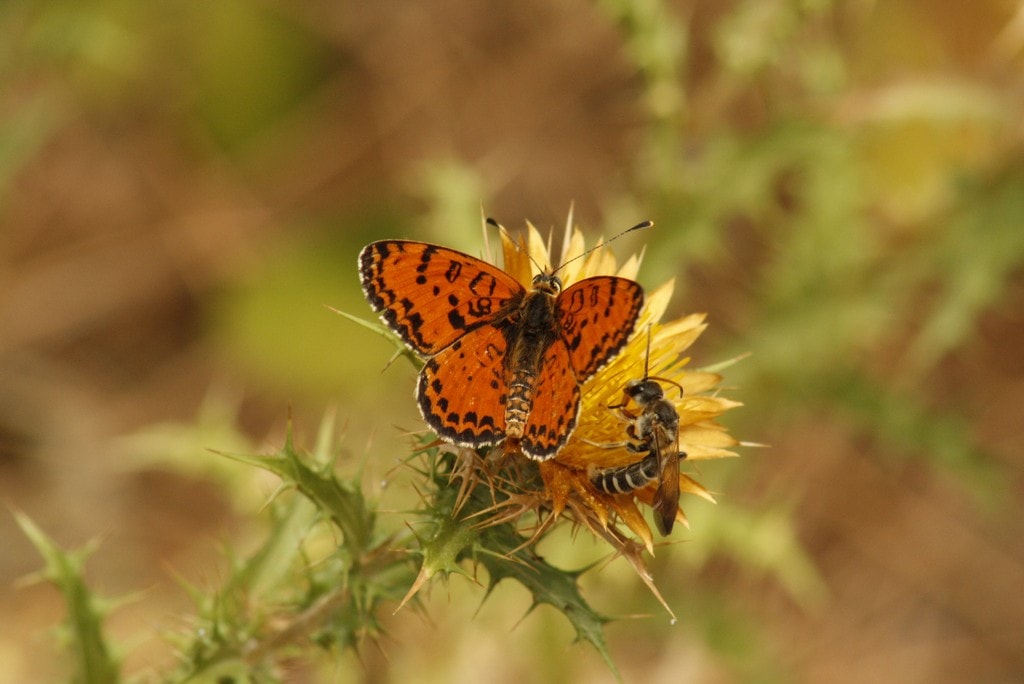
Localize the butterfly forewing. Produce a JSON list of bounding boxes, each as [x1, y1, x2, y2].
[[557, 276, 644, 379], [359, 240, 524, 355]]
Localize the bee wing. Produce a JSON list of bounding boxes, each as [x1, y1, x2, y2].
[[651, 435, 681, 536]]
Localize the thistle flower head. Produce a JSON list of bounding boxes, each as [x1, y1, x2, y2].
[[483, 220, 742, 554]]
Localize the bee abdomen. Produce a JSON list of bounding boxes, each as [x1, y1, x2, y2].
[[591, 453, 659, 494]]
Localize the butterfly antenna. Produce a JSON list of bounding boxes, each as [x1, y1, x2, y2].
[[485, 216, 548, 274], [550, 219, 653, 276], [479, 205, 495, 263], [487, 216, 653, 276]]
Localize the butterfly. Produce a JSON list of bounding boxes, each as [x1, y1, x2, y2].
[[590, 332, 685, 535], [358, 224, 646, 461]]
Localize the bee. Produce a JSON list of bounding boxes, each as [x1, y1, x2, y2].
[[590, 331, 685, 535]]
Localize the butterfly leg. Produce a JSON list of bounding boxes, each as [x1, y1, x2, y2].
[[484, 443, 513, 471]]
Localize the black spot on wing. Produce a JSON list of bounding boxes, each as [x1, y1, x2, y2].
[[448, 308, 467, 330]]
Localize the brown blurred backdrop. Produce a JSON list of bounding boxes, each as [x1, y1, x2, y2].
[[2, 1, 1023, 682]]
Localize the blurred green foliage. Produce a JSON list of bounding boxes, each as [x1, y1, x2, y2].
[[188, 0, 335, 153], [208, 228, 375, 399]]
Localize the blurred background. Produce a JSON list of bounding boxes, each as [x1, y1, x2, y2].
[[2, 0, 1023, 681]]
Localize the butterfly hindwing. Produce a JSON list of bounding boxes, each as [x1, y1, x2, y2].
[[521, 340, 581, 460], [416, 323, 509, 447], [359, 240, 524, 355], [557, 276, 644, 379]]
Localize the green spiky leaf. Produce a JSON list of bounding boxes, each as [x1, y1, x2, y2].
[[216, 422, 374, 555], [476, 532, 618, 677], [403, 447, 620, 676], [15, 512, 122, 684]]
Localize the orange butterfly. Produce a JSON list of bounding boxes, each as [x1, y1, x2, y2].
[[359, 227, 645, 460], [590, 332, 685, 534]]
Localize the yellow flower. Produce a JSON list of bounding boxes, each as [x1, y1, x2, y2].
[[489, 218, 742, 554]]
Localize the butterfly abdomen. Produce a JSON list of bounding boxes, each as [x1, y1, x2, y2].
[[502, 291, 560, 444], [505, 370, 534, 440]]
